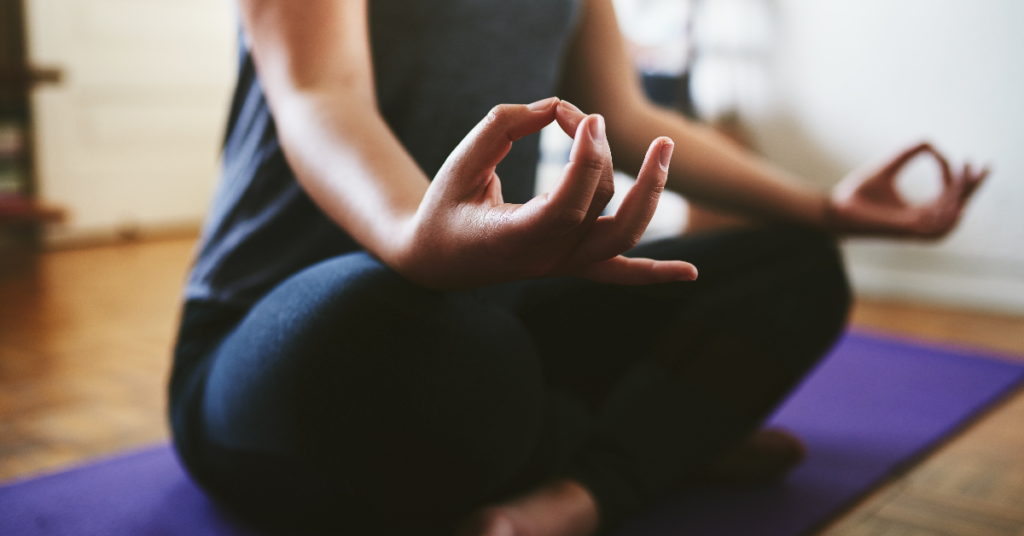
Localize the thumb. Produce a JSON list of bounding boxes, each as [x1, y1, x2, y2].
[[434, 98, 559, 197]]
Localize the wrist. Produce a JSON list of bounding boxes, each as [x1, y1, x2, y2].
[[820, 194, 840, 234], [374, 209, 421, 277], [381, 208, 463, 290], [785, 187, 835, 233]]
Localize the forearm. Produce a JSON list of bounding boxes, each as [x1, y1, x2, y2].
[[271, 90, 427, 266], [241, 0, 428, 268], [608, 103, 828, 229]]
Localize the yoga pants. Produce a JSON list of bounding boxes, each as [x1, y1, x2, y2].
[[168, 226, 851, 535]]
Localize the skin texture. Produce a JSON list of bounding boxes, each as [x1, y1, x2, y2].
[[237, 0, 989, 534]]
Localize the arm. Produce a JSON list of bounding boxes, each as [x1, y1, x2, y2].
[[559, 0, 986, 236], [238, 0, 696, 288], [240, 0, 426, 266]]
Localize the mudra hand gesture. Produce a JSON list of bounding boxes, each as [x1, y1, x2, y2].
[[827, 142, 988, 237], [395, 98, 698, 289]]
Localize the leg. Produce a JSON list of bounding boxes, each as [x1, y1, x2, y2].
[[172, 228, 848, 535], [478, 226, 851, 531], [189, 252, 553, 533]]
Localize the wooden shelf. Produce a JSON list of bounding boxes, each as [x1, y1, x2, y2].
[[0, 193, 64, 227]]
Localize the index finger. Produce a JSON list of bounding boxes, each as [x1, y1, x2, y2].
[[438, 99, 560, 194], [555, 100, 587, 139], [879, 142, 933, 178]]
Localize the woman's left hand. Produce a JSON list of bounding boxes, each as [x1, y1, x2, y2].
[[826, 142, 988, 237]]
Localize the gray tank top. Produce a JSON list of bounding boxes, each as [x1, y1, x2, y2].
[[186, 0, 580, 306]]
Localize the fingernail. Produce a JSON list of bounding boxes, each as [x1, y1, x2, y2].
[[528, 97, 558, 111], [659, 140, 674, 170], [559, 100, 583, 113], [588, 114, 605, 140]]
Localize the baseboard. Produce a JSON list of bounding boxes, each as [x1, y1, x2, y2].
[[844, 242, 1024, 316], [42, 220, 201, 250]]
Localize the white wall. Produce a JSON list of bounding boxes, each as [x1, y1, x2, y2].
[[26, 0, 237, 245], [746, 0, 1024, 314]]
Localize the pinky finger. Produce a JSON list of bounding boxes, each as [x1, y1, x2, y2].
[[573, 255, 698, 285], [961, 163, 989, 201]]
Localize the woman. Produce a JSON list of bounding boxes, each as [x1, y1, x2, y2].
[[169, 1, 986, 534]]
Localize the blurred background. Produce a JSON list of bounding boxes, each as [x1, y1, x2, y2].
[[0, 0, 235, 247], [0, 0, 1022, 533]]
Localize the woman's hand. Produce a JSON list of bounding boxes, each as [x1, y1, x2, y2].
[[826, 142, 988, 237], [392, 98, 698, 289]]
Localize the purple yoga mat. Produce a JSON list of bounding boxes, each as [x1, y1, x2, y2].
[[616, 331, 1024, 536], [1, 332, 1022, 536]]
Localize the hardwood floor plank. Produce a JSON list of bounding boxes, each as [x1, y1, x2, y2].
[[851, 300, 1024, 358], [0, 238, 192, 480]]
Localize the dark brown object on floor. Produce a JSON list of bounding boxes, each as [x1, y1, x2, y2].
[[0, 194, 64, 226]]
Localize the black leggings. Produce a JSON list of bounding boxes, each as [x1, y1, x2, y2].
[[168, 227, 850, 534]]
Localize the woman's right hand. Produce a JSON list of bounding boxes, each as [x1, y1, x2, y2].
[[392, 98, 698, 289], [241, 2, 693, 289]]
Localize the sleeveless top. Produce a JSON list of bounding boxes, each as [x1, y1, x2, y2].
[[185, 0, 581, 307]]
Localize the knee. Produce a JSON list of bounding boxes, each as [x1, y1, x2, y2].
[[746, 228, 851, 370], [293, 274, 548, 518], [789, 229, 852, 329], [802, 229, 851, 327], [252, 252, 448, 352], [785, 230, 851, 365], [758, 227, 850, 313], [276, 251, 412, 320]]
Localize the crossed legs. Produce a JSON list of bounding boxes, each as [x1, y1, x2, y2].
[[169, 226, 850, 535]]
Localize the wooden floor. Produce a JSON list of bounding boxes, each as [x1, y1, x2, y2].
[[0, 238, 192, 480], [1, 237, 1022, 534], [826, 305, 1024, 536]]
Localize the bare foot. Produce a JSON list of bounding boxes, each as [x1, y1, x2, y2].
[[456, 480, 599, 536], [456, 429, 802, 535], [689, 428, 807, 485]]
